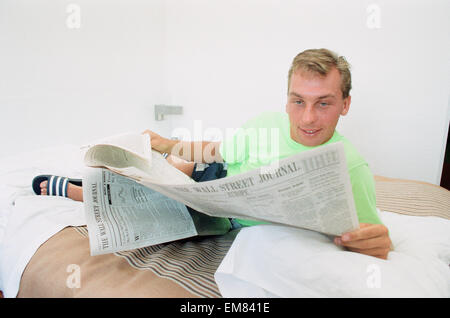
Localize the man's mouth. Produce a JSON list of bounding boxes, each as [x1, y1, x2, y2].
[[300, 128, 322, 136]]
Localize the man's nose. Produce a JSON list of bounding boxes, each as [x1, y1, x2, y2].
[[301, 105, 317, 124]]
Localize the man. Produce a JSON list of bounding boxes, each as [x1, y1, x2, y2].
[[145, 48, 392, 259], [36, 48, 392, 259]]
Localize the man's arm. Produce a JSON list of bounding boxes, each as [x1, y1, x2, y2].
[[142, 129, 223, 163]]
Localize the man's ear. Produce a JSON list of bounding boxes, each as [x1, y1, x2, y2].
[[341, 95, 351, 116]]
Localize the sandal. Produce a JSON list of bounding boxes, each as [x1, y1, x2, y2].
[[32, 175, 82, 197]]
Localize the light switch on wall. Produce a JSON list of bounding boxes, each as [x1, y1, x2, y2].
[[154, 105, 183, 121]]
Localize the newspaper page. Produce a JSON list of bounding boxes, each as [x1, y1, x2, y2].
[[83, 132, 196, 186], [81, 132, 153, 161], [82, 132, 154, 181], [139, 141, 359, 236], [82, 167, 197, 255]]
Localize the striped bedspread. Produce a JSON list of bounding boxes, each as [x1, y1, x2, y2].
[[374, 176, 450, 220], [72, 226, 238, 298]]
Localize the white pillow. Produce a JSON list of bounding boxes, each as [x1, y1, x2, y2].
[[215, 211, 450, 297]]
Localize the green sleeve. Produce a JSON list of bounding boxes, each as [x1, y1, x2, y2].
[[350, 164, 382, 225], [219, 112, 278, 164], [219, 126, 249, 164]]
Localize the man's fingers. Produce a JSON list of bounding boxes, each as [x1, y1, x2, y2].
[[334, 223, 392, 260], [341, 223, 388, 242], [336, 235, 389, 250]]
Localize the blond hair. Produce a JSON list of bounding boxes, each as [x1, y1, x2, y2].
[[288, 48, 352, 98]]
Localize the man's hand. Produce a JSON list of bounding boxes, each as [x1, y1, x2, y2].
[[334, 223, 392, 260]]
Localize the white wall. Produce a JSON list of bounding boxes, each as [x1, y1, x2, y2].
[[0, 0, 171, 155], [1, 0, 449, 185], [162, 0, 450, 185]]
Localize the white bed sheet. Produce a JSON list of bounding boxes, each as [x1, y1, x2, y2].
[[0, 145, 87, 298], [215, 211, 450, 297]]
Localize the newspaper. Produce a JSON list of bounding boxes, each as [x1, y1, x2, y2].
[[82, 132, 195, 185], [83, 167, 198, 255], [82, 133, 359, 255]]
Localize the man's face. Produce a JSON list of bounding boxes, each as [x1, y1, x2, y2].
[[286, 67, 351, 147]]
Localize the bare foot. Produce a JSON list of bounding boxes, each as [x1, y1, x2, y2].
[[40, 180, 84, 202]]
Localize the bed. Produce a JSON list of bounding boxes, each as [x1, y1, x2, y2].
[[0, 145, 449, 298]]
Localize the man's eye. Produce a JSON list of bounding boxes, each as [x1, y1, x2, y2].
[[319, 102, 328, 107], [295, 100, 303, 105]]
